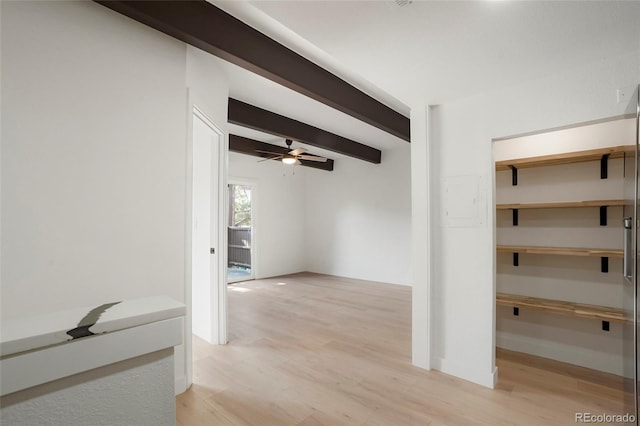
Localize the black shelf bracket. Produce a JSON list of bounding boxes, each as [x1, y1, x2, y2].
[[601, 256, 609, 273], [513, 252, 519, 267], [513, 307, 519, 316], [512, 209, 519, 226], [510, 165, 518, 186], [602, 321, 610, 331], [601, 154, 610, 179], [600, 206, 607, 226]]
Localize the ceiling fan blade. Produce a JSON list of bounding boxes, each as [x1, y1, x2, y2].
[[296, 159, 302, 165], [289, 148, 306, 156], [256, 149, 284, 156], [298, 155, 328, 162], [258, 155, 283, 162]]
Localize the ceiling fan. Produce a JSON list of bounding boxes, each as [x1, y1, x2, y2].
[[257, 139, 328, 165]]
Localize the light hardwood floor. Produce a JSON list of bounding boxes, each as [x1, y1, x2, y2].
[[177, 273, 625, 425]]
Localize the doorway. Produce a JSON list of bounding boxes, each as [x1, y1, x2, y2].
[[492, 106, 639, 422], [227, 183, 254, 283]]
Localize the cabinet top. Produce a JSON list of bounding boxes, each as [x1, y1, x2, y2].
[[0, 296, 186, 357]]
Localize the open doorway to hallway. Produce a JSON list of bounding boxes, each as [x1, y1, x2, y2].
[[227, 183, 254, 283]]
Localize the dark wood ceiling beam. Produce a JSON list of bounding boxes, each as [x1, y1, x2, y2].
[[94, 0, 410, 142], [229, 135, 334, 172], [228, 99, 381, 164]]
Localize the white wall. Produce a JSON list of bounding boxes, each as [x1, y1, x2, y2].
[[1, 0, 188, 314], [186, 46, 230, 129], [304, 144, 412, 286], [412, 51, 639, 387], [228, 152, 307, 278], [0, 1, 209, 392], [229, 142, 411, 286]]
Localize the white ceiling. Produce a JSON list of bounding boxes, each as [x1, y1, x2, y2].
[[213, 0, 640, 159]]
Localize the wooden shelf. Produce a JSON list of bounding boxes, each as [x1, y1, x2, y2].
[[497, 245, 623, 258], [496, 293, 626, 323], [495, 145, 633, 171], [496, 199, 626, 210]]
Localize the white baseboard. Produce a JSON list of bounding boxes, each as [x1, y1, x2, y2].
[[174, 375, 187, 395], [432, 357, 497, 389]]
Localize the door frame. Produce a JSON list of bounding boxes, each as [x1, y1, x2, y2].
[[622, 116, 638, 422], [622, 85, 640, 423], [491, 113, 637, 390], [636, 84, 640, 424], [184, 98, 228, 391], [227, 178, 257, 283]]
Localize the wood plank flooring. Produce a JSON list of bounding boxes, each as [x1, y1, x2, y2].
[[176, 273, 626, 425]]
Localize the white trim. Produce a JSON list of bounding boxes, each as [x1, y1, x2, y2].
[[492, 113, 635, 142], [184, 93, 229, 388], [192, 106, 216, 131], [432, 357, 497, 389], [192, 105, 228, 346], [490, 131, 498, 381], [492, 366, 499, 388], [218, 120, 229, 346], [426, 105, 434, 369], [183, 90, 194, 390], [174, 374, 187, 395], [410, 104, 432, 370]]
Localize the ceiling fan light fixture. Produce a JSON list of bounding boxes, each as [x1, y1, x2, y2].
[[282, 155, 296, 165]]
